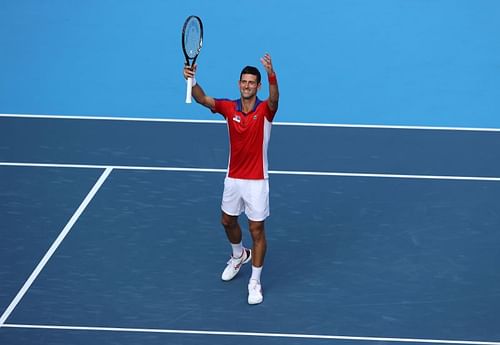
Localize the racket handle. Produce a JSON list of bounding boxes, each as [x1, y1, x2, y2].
[[185, 77, 193, 103]]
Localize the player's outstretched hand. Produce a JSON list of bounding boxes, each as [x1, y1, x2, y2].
[[260, 53, 274, 75]]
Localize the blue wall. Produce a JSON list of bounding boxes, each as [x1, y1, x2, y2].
[[1, 0, 499, 128]]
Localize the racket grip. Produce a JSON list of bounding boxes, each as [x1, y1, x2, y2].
[[185, 77, 193, 103]]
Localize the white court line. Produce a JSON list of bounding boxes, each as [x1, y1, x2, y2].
[[0, 113, 225, 125], [1, 163, 498, 343], [1, 161, 500, 182], [0, 168, 113, 326], [0, 162, 226, 174], [2, 324, 499, 345], [1, 113, 500, 131]]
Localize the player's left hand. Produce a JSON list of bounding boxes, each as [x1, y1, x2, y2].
[[260, 53, 274, 75]]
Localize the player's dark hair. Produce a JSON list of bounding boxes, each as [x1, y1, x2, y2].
[[240, 66, 261, 84]]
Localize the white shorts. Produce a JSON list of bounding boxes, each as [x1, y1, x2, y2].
[[221, 177, 270, 221]]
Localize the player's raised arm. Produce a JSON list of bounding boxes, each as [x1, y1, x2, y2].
[[183, 64, 216, 110], [260, 53, 279, 112]]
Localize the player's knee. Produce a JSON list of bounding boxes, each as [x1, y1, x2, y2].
[[248, 221, 265, 237], [221, 214, 237, 229]]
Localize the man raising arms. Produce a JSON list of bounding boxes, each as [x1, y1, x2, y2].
[[183, 53, 279, 304]]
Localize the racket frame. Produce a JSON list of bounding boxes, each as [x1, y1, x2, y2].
[[182, 15, 203, 103]]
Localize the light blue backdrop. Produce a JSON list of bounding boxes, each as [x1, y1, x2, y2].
[[1, 0, 499, 128]]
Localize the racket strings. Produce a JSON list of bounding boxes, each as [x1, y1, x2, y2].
[[184, 21, 202, 59]]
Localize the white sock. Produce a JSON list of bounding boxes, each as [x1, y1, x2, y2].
[[231, 242, 243, 258], [250, 265, 263, 282]]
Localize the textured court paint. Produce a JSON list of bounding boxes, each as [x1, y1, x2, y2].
[[1, 118, 500, 343], [3, 161, 500, 182], [3, 324, 500, 345], [1, 117, 500, 177], [0, 168, 112, 326], [0, 0, 499, 128], [2, 171, 500, 342], [0, 167, 103, 318]]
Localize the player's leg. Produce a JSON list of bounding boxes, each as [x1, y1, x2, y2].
[[220, 212, 252, 281], [220, 178, 251, 281], [221, 177, 245, 256], [221, 211, 242, 246], [247, 219, 266, 304], [248, 220, 266, 269], [243, 179, 269, 304], [243, 179, 269, 271]]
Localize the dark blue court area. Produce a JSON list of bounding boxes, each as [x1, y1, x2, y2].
[[1, 116, 500, 345]]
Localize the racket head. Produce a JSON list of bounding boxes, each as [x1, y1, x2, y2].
[[182, 15, 203, 67]]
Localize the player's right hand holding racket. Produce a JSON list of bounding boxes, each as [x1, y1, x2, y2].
[[183, 64, 197, 85]]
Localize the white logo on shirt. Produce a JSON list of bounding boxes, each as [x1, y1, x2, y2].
[[233, 115, 241, 123]]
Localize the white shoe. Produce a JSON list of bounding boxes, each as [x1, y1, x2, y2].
[[221, 248, 251, 281], [248, 279, 263, 305]]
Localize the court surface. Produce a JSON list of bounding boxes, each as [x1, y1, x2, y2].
[[1, 115, 500, 345]]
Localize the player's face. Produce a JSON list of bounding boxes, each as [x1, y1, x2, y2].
[[239, 74, 261, 99]]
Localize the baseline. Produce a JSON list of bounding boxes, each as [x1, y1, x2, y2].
[[1, 113, 500, 132], [2, 324, 499, 345]]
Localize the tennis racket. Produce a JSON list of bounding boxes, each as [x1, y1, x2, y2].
[[181, 15, 203, 103]]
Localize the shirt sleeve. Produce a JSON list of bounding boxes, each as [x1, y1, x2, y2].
[[212, 99, 234, 119]]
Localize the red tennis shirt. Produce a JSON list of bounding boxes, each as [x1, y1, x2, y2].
[[212, 98, 277, 179]]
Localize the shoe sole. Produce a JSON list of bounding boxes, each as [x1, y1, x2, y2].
[[248, 297, 263, 305]]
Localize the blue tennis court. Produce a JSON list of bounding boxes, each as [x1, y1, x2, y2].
[[1, 116, 500, 345]]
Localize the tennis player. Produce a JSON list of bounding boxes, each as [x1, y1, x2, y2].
[[183, 53, 279, 304]]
